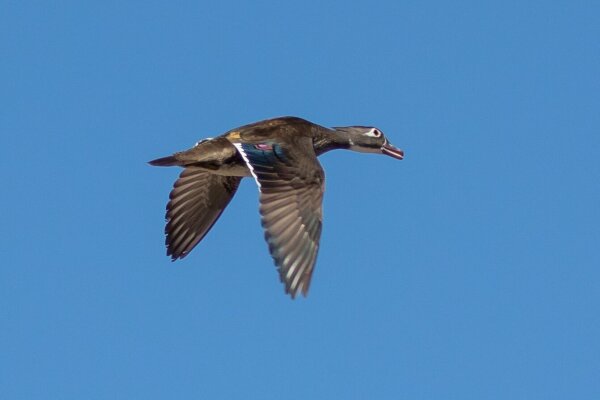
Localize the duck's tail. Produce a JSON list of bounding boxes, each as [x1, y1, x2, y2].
[[149, 137, 234, 167], [148, 148, 201, 166], [148, 155, 179, 166]]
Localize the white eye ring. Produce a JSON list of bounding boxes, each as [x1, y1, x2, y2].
[[365, 128, 382, 138]]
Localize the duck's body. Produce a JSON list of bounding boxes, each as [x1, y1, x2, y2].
[[150, 116, 403, 298], [150, 117, 338, 174]]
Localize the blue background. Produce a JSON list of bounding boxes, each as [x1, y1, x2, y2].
[[2, 1, 599, 398]]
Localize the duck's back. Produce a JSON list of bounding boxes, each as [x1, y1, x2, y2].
[[223, 116, 322, 143]]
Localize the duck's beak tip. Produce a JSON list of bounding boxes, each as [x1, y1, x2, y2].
[[381, 142, 404, 160]]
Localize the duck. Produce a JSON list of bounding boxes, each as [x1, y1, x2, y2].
[[149, 116, 404, 298]]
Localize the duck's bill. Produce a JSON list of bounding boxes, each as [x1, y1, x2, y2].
[[381, 140, 404, 160]]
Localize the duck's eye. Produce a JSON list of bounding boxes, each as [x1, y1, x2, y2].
[[373, 129, 381, 137]]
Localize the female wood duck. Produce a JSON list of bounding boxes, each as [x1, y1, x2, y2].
[[149, 116, 404, 298]]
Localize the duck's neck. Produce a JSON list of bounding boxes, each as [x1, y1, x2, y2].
[[313, 128, 351, 156]]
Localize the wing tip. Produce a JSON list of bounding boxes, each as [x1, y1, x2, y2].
[[285, 287, 310, 300], [282, 274, 312, 299]]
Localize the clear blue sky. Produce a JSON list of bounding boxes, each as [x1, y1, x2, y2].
[[2, 1, 599, 399]]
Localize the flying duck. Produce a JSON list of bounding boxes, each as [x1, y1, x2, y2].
[[149, 116, 404, 298]]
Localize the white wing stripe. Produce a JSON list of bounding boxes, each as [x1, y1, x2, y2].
[[233, 143, 262, 190]]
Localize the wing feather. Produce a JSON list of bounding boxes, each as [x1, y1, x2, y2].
[[233, 140, 324, 298], [164, 167, 240, 260]]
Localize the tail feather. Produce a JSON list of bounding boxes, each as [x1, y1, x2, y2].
[[149, 137, 233, 167], [148, 155, 180, 166]]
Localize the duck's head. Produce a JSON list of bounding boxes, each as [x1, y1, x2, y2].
[[332, 126, 404, 160]]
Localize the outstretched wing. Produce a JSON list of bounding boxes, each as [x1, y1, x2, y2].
[[233, 139, 324, 298], [165, 167, 241, 260]]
